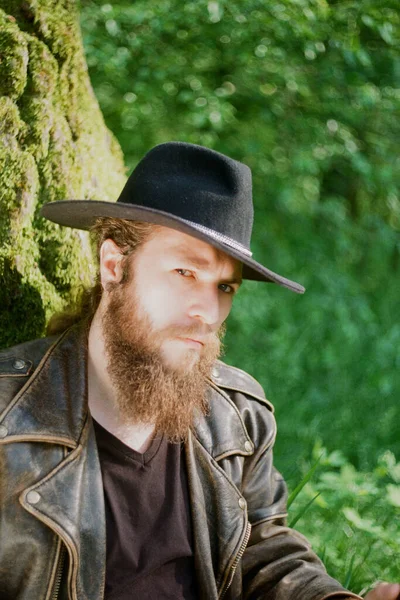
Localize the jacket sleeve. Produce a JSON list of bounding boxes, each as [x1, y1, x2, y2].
[[238, 401, 362, 600]]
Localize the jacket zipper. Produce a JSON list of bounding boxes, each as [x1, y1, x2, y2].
[[219, 521, 252, 599], [51, 543, 66, 600]]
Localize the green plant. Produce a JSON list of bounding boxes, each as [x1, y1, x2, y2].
[[288, 445, 400, 592]]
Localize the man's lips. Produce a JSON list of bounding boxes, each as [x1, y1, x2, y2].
[[177, 337, 205, 348]]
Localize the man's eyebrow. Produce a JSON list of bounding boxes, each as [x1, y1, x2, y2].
[[224, 277, 243, 287], [177, 253, 211, 269], [174, 251, 243, 286]]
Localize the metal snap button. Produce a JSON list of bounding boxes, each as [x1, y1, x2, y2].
[[244, 441, 253, 452], [13, 359, 26, 370], [0, 424, 8, 438], [26, 491, 41, 504], [212, 367, 219, 378], [238, 497, 246, 510]]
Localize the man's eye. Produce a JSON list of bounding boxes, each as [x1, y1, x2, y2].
[[219, 284, 234, 294], [176, 269, 192, 277]]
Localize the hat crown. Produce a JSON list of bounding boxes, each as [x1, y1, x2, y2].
[[117, 142, 254, 249]]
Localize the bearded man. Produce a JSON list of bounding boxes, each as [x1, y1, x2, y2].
[[0, 142, 398, 600]]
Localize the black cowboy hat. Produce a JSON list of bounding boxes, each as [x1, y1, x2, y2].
[[40, 141, 305, 294]]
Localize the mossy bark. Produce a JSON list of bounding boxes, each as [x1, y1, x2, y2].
[[0, 0, 126, 347]]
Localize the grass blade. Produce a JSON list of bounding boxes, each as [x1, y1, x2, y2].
[[344, 552, 356, 589], [287, 454, 323, 509], [289, 492, 321, 528]]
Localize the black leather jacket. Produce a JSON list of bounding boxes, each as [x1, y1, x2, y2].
[[0, 325, 360, 600]]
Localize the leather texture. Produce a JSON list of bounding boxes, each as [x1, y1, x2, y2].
[[0, 325, 362, 600]]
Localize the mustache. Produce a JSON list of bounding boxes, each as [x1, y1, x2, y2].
[[158, 322, 226, 344]]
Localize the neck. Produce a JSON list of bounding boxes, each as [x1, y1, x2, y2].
[[87, 309, 155, 452]]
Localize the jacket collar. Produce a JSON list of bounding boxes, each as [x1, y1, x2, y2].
[[0, 325, 89, 448], [194, 379, 253, 460], [1, 324, 251, 457]]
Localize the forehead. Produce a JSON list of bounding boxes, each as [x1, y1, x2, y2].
[[142, 225, 242, 273]]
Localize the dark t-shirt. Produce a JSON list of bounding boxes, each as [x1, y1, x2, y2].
[[93, 420, 198, 600]]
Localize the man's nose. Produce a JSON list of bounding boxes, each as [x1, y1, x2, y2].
[[187, 285, 220, 326]]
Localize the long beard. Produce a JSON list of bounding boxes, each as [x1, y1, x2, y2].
[[101, 281, 225, 442]]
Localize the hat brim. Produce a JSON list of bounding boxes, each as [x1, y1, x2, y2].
[[40, 200, 305, 294]]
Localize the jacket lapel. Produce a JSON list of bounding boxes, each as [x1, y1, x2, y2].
[[20, 416, 106, 600], [1, 326, 106, 599], [187, 383, 253, 599]]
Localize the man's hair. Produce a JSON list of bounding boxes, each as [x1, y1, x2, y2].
[[46, 217, 158, 336]]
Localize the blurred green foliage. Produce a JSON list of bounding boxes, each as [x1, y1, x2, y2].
[[80, 0, 400, 476], [81, 0, 400, 227]]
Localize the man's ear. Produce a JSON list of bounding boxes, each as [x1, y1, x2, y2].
[[99, 239, 125, 290]]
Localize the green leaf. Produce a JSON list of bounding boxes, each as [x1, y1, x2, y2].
[[386, 484, 400, 508]]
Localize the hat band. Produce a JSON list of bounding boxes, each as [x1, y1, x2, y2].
[[181, 218, 253, 257]]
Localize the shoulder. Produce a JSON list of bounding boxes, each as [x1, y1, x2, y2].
[[0, 335, 57, 375], [210, 359, 274, 413], [0, 335, 58, 411], [208, 360, 277, 453]]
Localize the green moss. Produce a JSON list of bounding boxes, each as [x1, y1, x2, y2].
[[0, 0, 126, 346], [0, 256, 46, 347], [0, 148, 39, 237], [16, 35, 58, 160], [0, 96, 26, 142], [0, 10, 28, 98], [29, 0, 82, 61]]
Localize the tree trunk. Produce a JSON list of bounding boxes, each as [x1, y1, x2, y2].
[[0, 0, 126, 347]]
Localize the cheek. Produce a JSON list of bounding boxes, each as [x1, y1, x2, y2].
[[142, 280, 187, 327], [219, 295, 233, 323]]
